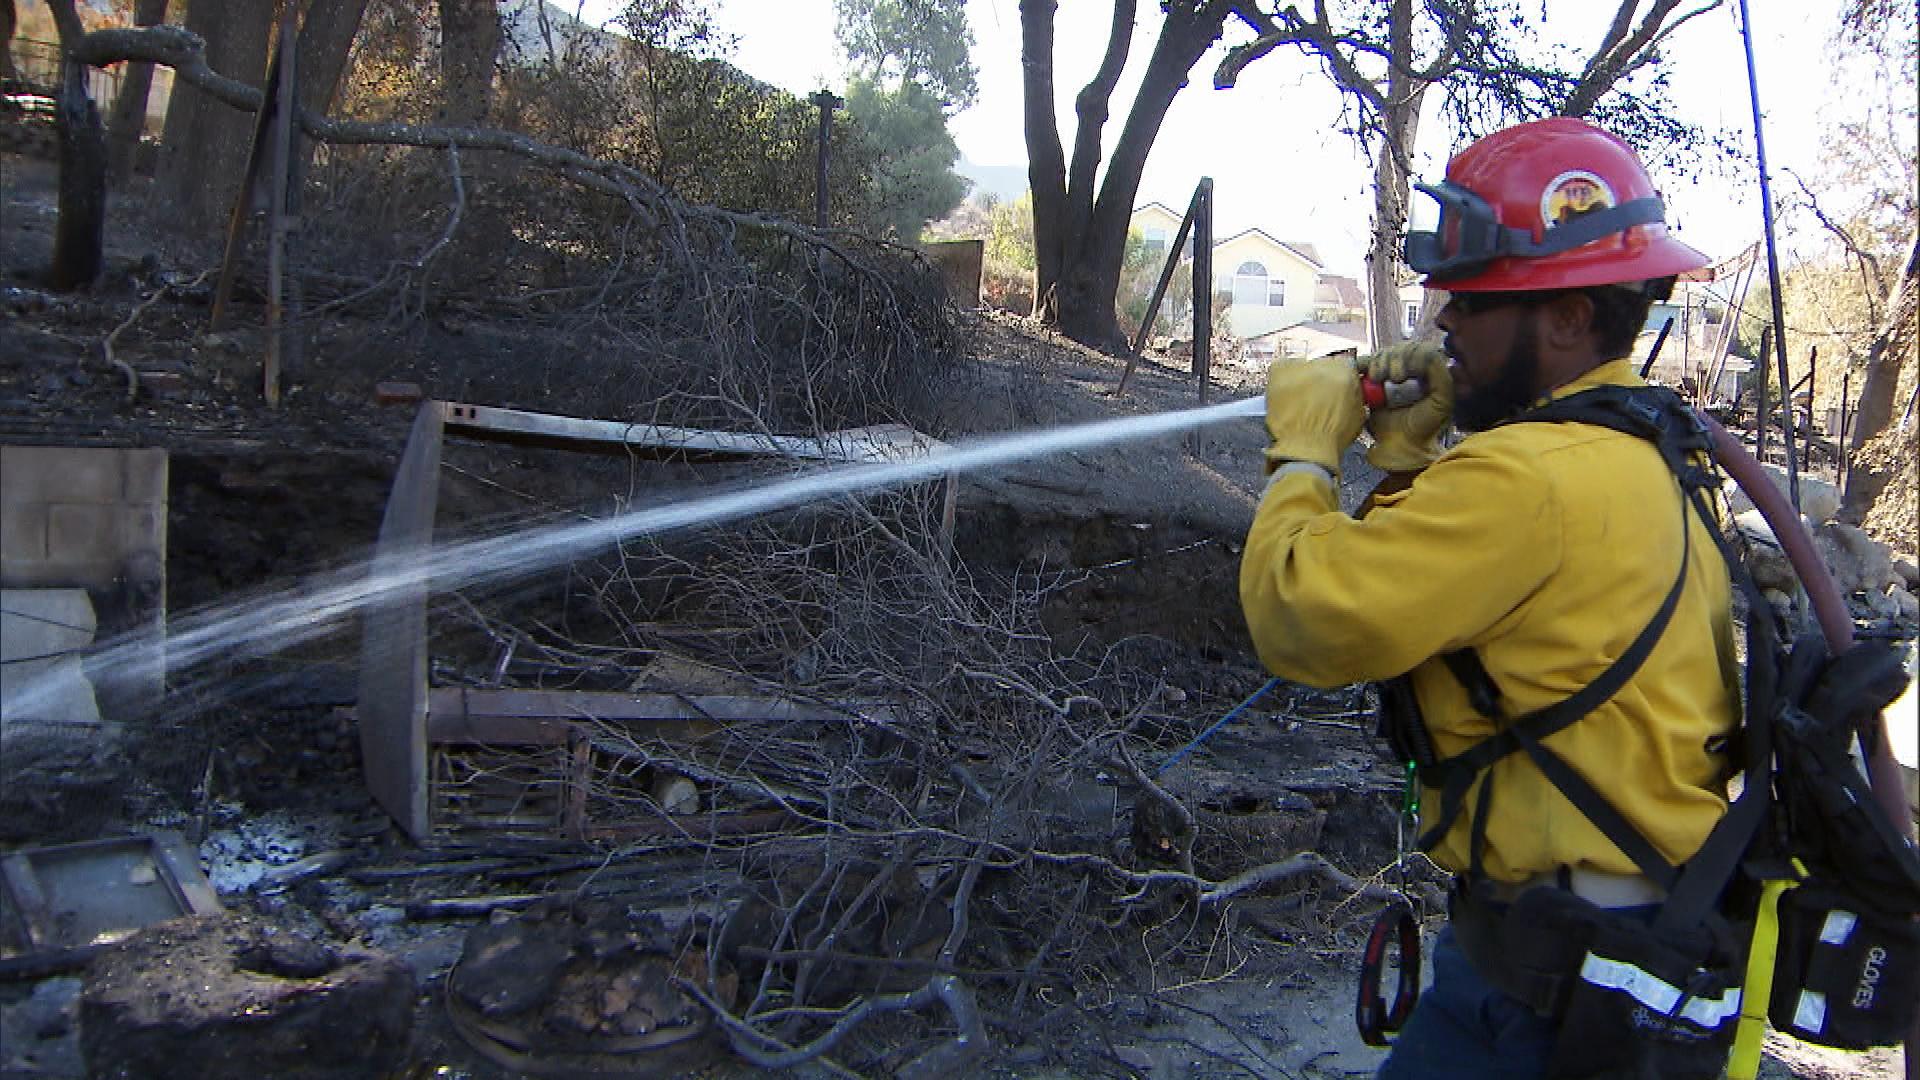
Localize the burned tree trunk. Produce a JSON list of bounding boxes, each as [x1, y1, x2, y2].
[[294, 0, 371, 173], [104, 0, 167, 180], [1841, 228, 1919, 522], [1022, 0, 1230, 353], [155, 0, 273, 230], [0, 0, 18, 83], [46, 0, 105, 290], [438, 0, 501, 127], [1366, 0, 1423, 347], [51, 59, 107, 289]]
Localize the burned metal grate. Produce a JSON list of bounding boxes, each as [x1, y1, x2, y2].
[[431, 740, 581, 839], [405, 688, 904, 845]]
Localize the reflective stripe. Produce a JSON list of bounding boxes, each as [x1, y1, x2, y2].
[[1579, 953, 1743, 1028], [1265, 461, 1335, 491], [1818, 910, 1857, 945], [1792, 989, 1828, 1034]]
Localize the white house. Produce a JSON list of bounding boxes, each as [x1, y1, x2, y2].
[[1212, 228, 1324, 339], [1132, 201, 1191, 259], [1130, 204, 1370, 342], [1242, 320, 1369, 367], [1315, 274, 1367, 324]]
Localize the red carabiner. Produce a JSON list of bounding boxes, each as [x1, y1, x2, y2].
[[1356, 901, 1421, 1046]]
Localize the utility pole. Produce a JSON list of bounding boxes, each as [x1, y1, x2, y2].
[[810, 90, 842, 230], [1735, 0, 1799, 512]]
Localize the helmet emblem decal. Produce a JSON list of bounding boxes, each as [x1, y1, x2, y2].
[[1541, 170, 1615, 228]]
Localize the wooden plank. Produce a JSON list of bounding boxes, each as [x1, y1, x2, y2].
[[425, 696, 574, 746], [564, 731, 592, 841], [0, 854, 54, 950], [440, 402, 946, 464], [445, 688, 875, 725], [358, 401, 446, 841], [148, 831, 223, 918]]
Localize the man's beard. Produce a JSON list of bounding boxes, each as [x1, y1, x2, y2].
[[1454, 320, 1543, 432]]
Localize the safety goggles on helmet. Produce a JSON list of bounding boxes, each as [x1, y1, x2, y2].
[[1405, 181, 1668, 283]]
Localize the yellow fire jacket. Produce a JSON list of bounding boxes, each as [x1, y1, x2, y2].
[[1239, 360, 1740, 883]]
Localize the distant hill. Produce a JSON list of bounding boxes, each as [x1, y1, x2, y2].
[[955, 158, 1028, 203]]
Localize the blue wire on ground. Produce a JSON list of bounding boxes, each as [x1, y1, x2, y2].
[[1156, 677, 1283, 776]]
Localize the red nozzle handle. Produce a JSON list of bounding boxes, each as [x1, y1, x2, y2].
[[1360, 376, 1427, 409]]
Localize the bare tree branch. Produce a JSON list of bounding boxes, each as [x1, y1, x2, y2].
[[1783, 167, 1891, 328]]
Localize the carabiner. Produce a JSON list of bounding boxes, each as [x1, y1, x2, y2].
[[1355, 901, 1421, 1047]]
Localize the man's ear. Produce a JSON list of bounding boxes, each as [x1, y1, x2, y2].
[[1537, 291, 1597, 353]]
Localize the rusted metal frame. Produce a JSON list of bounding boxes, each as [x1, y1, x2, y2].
[[419, 687, 871, 839], [1755, 323, 1772, 466], [1704, 245, 1759, 403], [1837, 367, 1851, 489], [564, 729, 593, 840], [1119, 179, 1207, 395], [1774, 330, 1801, 512], [361, 399, 935, 844], [432, 742, 572, 834], [0, 833, 222, 959]]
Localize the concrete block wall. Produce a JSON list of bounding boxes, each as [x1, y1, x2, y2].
[[1, 446, 168, 724], [1, 446, 168, 591]]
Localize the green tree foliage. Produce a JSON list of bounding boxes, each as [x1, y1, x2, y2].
[[982, 192, 1036, 311], [986, 193, 1035, 271], [833, 0, 973, 240], [834, 0, 978, 110], [843, 78, 966, 241]]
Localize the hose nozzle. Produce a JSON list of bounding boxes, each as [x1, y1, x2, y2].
[[1360, 376, 1428, 410]]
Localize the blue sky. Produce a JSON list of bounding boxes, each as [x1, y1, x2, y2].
[[572, 1, 1862, 280]]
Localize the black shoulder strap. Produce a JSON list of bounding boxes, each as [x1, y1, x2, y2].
[[1417, 488, 1692, 891], [1415, 385, 1737, 896]]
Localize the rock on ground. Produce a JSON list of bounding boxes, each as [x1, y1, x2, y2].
[[80, 914, 414, 1080]]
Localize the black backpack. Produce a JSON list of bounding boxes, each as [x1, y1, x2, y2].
[[1378, 384, 1920, 1075]]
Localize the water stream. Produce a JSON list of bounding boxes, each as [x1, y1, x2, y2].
[[6, 395, 1267, 722]]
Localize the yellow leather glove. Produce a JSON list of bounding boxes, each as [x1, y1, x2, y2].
[[1358, 342, 1454, 473], [1263, 357, 1368, 474]]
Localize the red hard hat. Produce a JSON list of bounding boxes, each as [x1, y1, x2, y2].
[[1405, 117, 1710, 292]]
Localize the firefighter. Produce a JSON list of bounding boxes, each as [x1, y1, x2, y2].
[[1239, 117, 1737, 1078]]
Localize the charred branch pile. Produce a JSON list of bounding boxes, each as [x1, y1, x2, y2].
[[417, 483, 1409, 1074], [69, 24, 969, 435]]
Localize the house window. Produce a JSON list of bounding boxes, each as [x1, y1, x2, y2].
[[1143, 227, 1168, 253], [1233, 261, 1271, 307], [1404, 302, 1420, 333], [1268, 279, 1286, 306]]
